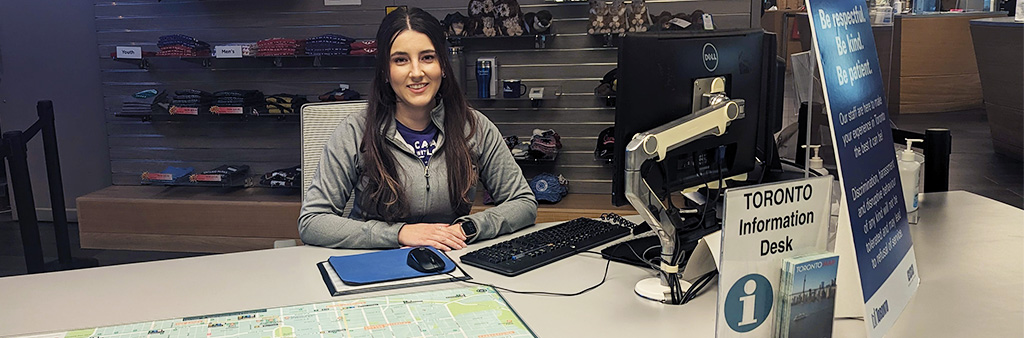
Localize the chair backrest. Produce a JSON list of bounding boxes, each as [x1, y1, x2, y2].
[[300, 100, 368, 195]]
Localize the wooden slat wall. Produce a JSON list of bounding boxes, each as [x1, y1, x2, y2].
[[97, 0, 755, 194]]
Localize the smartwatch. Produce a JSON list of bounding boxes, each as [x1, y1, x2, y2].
[[460, 220, 478, 241]]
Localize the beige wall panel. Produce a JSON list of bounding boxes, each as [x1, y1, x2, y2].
[[898, 74, 983, 114]]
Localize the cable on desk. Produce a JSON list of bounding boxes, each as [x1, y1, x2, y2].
[[448, 251, 611, 297], [682, 270, 718, 303], [624, 238, 662, 271], [656, 149, 723, 305]]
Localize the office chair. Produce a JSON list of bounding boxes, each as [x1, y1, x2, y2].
[[300, 100, 368, 216]]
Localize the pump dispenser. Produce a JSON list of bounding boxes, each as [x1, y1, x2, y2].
[[801, 144, 824, 170], [898, 139, 923, 213]]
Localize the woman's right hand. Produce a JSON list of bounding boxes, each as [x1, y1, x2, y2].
[[398, 223, 467, 251]]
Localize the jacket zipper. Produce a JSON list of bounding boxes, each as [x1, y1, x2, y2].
[[424, 164, 430, 191]]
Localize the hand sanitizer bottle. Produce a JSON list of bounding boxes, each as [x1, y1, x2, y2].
[[801, 144, 824, 170], [898, 139, 923, 223]]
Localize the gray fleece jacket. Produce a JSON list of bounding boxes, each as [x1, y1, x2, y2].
[[298, 103, 537, 248]]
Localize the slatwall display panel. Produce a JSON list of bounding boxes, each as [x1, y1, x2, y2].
[[106, 120, 300, 185], [97, 0, 756, 194]]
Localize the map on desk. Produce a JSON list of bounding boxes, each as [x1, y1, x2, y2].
[[15, 286, 536, 338]]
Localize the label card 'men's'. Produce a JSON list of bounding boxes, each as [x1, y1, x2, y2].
[[215, 45, 243, 59]]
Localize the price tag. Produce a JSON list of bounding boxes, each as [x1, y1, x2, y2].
[[668, 18, 691, 29], [192, 174, 223, 182], [116, 46, 143, 59], [142, 172, 173, 181], [215, 45, 243, 58], [703, 13, 715, 30], [169, 107, 199, 115], [211, 106, 243, 115]]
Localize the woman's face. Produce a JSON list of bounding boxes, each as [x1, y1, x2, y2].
[[388, 30, 443, 114]]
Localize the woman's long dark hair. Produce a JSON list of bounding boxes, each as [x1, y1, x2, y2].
[[360, 7, 478, 221]]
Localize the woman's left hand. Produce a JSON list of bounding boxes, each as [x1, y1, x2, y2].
[[398, 223, 467, 251]]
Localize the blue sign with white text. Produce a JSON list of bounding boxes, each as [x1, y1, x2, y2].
[[805, 0, 914, 302]]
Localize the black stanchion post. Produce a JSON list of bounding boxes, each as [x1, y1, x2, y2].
[[924, 128, 951, 193], [38, 101, 73, 266], [3, 131, 45, 274]]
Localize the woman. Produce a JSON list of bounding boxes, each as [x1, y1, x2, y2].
[[299, 7, 537, 251]]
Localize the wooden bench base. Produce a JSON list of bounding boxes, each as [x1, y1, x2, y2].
[[77, 186, 638, 253], [77, 186, 302, 253]]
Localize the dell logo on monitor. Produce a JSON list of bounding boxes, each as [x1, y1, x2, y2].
[[702, 43, 719, 72]]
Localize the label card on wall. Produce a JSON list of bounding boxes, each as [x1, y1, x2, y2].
[[116, 46, 142, 59], [324, 0, 360, 5], [804, 0, 920, 336], [215, 45, 243, 59]]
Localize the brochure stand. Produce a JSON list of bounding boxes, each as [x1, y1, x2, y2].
[[714, 176, 834, 337]]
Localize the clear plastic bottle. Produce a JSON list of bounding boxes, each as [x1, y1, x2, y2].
[[898, 139, 923, 224]]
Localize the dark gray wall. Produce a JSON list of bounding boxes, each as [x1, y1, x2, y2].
[[0, 0, 110, 221], [96, 0, 757, 196]]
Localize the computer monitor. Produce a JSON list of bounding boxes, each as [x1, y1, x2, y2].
[[612, 29, 779, 213], [609, 28, 782, 304]]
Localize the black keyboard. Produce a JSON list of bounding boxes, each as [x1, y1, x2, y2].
[[460, 217, 631, 276]]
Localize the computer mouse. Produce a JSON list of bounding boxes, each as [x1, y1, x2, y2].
[[407, 247, 446, 273]]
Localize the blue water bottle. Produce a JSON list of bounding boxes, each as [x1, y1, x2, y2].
[[476, 60, 492, 99]]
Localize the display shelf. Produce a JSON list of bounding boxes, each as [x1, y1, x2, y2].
[[114, 112, 155, 121], [142, 172, 251, 188], [255, 181, 300, 189], [516, 153, 558, 162], [595, 95, 616, 107], [467, 93, 561, 107], [468, 85, 563, 108], [467, 94, 560, 101], [588, 33, 623, 48], [112, 54, 375, 70], [116, 109, 301, 122], [448, 34, 553, 49]]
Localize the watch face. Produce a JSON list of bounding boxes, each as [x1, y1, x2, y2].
[[462, 221, 477, 237]]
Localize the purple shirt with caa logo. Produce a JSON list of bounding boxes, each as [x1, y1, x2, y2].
[[395, 120, 438, 166]]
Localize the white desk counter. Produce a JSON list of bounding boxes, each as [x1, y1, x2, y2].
[[0, 191, 1020, 337]]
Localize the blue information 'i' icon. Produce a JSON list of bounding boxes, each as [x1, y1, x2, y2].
[[724, 273, 773, 332]]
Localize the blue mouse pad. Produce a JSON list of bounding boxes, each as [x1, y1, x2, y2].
[[328, 247, 457, 285]]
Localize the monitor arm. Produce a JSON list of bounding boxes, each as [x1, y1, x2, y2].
[[624, 95, 744, 301]]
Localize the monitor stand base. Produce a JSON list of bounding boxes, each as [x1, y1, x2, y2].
[[634, 277, 692, 303]]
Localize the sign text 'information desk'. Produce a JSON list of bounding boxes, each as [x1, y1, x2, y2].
[[0, 191, 1020, 337]]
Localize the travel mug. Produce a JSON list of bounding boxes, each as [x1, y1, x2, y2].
[[476, 60, 492, 99]]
